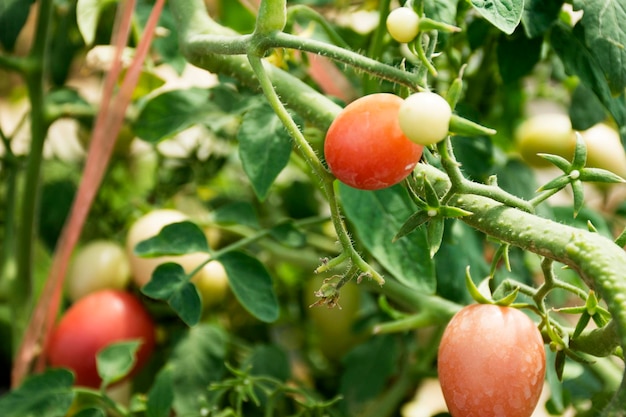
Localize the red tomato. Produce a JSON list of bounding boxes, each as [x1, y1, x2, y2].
[[46, 290, 156, 388], [324, 93, 423, 190], [437, 304, 546, 417]]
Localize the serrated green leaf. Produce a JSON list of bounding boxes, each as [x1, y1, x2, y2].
[[0, 369, 74, 417], [521, 0, 563, 38], [97, 341, 141, 387], [169, 324, 228, 416], [141, 263, 202, 326], [339, 335, 398, 415], [569, 84, 607, 131], [134, 88, 220, 143], [470, 0, 523, 35], [237, 104, 294, 201], [339, 184, 436, 293], [0, 0, 35, 50], [134, 221, 209, 257], [551, 23, 626, 127], [213, 201, 260, 229], [269, 220, 306, 248], [573, 0, 626, 94], [146, 366, 174, 417], [76, 0, 116, 45], [497, 31, 543, 83], [218, 251, 279, 322]]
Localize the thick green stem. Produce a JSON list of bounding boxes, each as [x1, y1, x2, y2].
[[12, 0, 53, 354]]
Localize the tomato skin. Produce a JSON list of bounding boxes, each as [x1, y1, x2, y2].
[[515, 114, 576, 167], [398, 92, 452, 145], [437, 304, 545, 417], [324, 93, 423, 190], [386, 8, 420, 43], [46, 290, 156, 388], [66, 240, 131, 301], [580, 123, 626, 178]]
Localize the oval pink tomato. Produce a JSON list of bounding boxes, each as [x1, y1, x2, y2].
[[438, 304, 546, 417]]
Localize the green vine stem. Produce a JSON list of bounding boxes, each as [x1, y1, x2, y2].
[[170, 1, 626, 414], [11, 0, 54, 354]]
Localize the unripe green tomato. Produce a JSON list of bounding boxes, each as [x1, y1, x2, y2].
[[191, 260, 230, 308], [66, 240, 131, 301], [398, 92, 452, 145], [126, 209, 208, 288], [304, 276, 361, 360], [386, 7, 420, 43], [580, 123, 626, 178], [515, 114, 576, 167]]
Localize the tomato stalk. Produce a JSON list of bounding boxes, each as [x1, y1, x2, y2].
[[246, 53, 385, 287]]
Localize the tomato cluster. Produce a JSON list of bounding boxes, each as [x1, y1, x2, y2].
[[324, 93, 424, 190], [47, 208, 230, 387]]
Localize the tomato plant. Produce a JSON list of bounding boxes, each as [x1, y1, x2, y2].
[[323, 93, 423, 190], [438, 304, 546, 417], [2, 0, 626, 416], [45, 290, 155, 388], [66, 240, 131, 301]]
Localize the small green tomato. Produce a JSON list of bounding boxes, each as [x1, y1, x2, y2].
[[399, 92, 452, 145], [386, 7, 420, 43]]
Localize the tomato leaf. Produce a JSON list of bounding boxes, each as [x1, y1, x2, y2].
[[0, 0, 35, 50], [0, 369, 74, 417], [237, 104, 295, 201], [134, 87, 226, 143], [339, 335, 399, 415], [470, 0, 523, 35], [134, 221, 210, 257], [76, 0, 116, 45], [269, 220, 307, 248], [169, 324, 229, 416], [339, 184, 436, 293], [96, 340, 141, 387], [218, 251, 279, 322], [573, 0, 626, 95], [142, 262, 202, 326], [569, 84, 607, 131], [146, 366, 174, 417], [520, 0, 563, 38], [550, 23, 626, 128], [73, 408, 106, 417], [496, 31, 543, 84], [213, 201, 260, 229]]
